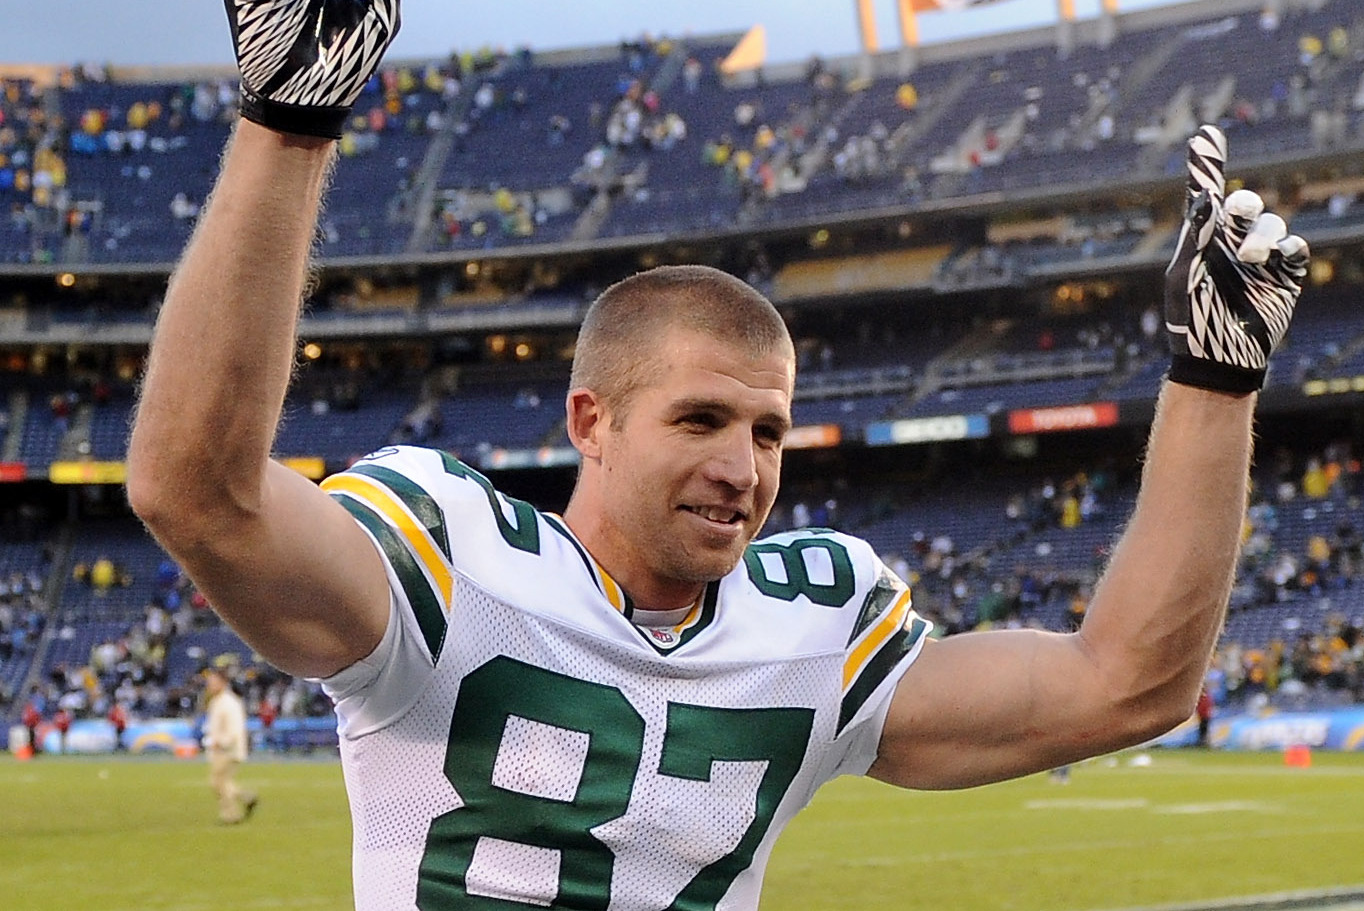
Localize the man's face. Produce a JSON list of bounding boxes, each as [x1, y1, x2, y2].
[[596, 327, 793, 598]]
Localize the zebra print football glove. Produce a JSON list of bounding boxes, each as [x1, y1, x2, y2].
[[1164, 125, 1309, 394], [224, 0, 401, 140]]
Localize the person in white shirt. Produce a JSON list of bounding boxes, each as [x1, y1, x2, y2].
[[202, 666, 257, 825]]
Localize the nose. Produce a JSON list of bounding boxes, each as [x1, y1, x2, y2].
[[703, 425, 759, 492]]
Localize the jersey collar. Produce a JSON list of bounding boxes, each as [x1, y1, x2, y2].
[[542, 513, 720, 656]]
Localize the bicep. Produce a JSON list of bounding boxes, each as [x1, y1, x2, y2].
[[869, 628, 1126, 790], [174, 460, 392, 679]]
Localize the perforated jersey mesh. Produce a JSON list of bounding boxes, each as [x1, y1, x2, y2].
[[341, 580, 868, 911], [324, 446, 926, 910]]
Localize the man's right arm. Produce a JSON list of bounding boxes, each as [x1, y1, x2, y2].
[[129, 0, 404, 679], [127, 123, 391, 680]]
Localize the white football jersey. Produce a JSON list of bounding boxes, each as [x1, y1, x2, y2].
[[320, 445, 929, 911]]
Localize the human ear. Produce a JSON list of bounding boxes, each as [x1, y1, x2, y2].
[[565, 388, 606, 460]]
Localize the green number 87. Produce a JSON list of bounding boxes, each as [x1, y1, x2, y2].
[[417, 657, 814, 910]]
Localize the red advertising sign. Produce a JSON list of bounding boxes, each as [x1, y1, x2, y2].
[[0, 462, 25, 482], [1008, 403, 1118, 434]]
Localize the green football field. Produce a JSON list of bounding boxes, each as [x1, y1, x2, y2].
[[2, 749, 1361, 911]]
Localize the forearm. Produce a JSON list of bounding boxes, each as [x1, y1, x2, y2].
[[129, 122, 335, 524], [1080, 380, 1254, 730]]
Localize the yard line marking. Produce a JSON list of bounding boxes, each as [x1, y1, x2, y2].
[[1022, 798, 1283, 815], [1024, 798, 1150, 810], [1150, 800, 1280, 815]]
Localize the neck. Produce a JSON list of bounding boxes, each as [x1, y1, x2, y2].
[[561, 500, 705, 612]]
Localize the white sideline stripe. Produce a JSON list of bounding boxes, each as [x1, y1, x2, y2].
[[1149, 800, 1281, 815]]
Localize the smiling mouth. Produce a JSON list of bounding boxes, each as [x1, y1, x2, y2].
[[681, 505, 747, 526]]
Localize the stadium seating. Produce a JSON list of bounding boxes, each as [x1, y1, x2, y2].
[[4, 0, 1364, 728], [4, 0, 1354, 264], [61, 518, 169, 623], [0, 538, 50, 708], [273, 383, 419, 462], [435, 379, 568, 456]]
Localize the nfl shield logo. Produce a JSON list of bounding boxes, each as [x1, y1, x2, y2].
[[648, 628, 679, 648]]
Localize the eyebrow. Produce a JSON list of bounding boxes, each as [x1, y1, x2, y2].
[[668, 397, 793, 435]]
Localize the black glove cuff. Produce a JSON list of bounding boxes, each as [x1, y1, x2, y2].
[[1168, 354, 1264, 395], [239, 86, 350, 140]]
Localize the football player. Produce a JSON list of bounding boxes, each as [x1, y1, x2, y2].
[[128, 2, 1308, 908]]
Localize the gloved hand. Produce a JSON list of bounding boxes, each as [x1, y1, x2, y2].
[[1164, 124, 1310, 394], [224, 0, 402, 140]]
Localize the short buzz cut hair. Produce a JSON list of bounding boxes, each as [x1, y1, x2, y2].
[[569, 264, 794, 415]]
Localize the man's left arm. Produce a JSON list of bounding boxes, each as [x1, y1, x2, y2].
[[870, 126, 1309, 790], [871, 383, 1251, 789]]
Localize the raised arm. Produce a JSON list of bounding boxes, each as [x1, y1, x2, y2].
[[127, 1, 402, 678], [871, 126, 1310, 789]]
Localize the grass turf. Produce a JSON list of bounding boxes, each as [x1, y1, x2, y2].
[[1, 749, 1361, 910]]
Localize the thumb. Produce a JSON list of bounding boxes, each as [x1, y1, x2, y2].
[[1166, 187, 1216, 284]]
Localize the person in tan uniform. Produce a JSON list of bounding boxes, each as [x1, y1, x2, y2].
[[202, 666, 258, 824]]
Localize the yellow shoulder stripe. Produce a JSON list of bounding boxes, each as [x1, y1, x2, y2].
[[322, 473, 453, 608], [843, 589, 913, 690]]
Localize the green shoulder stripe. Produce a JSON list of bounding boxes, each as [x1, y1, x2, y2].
[[333, 494, 447, 664], [347, 464, 451, 562], [837, 618, 929, 735], [847, 566, 907, 647]]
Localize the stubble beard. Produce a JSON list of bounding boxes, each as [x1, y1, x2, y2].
[[660, 540, 744, 585], [654, 509, 766, 586]]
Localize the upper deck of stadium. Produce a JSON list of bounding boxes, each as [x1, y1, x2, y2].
[[0, 0, 1360, 272]]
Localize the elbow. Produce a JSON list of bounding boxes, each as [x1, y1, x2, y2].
[[127, 412, 259, 540], [1103, 678, 1201, 751], [126, 449, 160, 520], [127, 461, 258, 559], [126, 435, 236, 551], [1150, 686, 1202, 738], [1076, 636, 1205, 752], [126, 462, 199, 553], [127, 413, 170, 521], [126, 431, 188, 537], [1076, 602, 1218, 751], [126, 450, 170, 531], [1124, 700, 1194, 748]]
